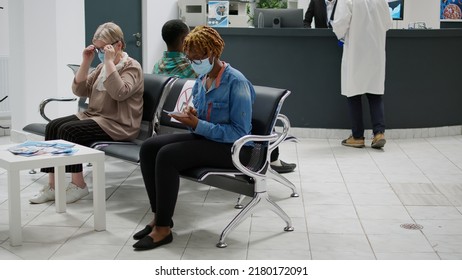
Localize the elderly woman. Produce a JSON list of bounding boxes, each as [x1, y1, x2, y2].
[[29, 22, 144, 204], [133, 25, 255, 250]]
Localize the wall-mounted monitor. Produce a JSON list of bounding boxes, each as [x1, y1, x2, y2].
[[253, 8, 304, 28], [388, 0, 404, 20]]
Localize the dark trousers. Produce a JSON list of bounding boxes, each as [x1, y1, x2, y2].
[[270, 147, 279, 162], [139, 133, 252, 226], [41, 115, 113, 173], [347, 94, 385, 138]]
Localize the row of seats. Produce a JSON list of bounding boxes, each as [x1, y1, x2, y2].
[[23, 71, 298, 248]]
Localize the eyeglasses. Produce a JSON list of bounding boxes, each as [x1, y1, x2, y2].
[[188, 58, 205, 65], [94, 41, 119, 54], [187, 54, 209, 65]]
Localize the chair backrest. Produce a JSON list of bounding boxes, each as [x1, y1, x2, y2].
[[158, 80, 290, 137], [158, 77, 196, 133], [67, 64, 96, 112], [243, 86, 291, 173], [135, 73, 175, 142], [251, 85, 290, 136]]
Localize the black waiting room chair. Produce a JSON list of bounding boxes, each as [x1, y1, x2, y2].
[[177, 85, 296, 247]]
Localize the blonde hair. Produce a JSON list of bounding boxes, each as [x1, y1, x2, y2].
[[183, 25, 225, 58], [92, 22, 126, 50]]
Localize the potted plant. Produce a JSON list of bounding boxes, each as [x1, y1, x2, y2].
[[257, 0, 287, 9], [246, 0, 288, 24]]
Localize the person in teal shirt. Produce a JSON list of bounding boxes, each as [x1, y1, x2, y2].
[[152, 19, 198, 79]]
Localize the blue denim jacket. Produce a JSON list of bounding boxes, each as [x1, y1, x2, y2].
[[192, 63, 255, 143]]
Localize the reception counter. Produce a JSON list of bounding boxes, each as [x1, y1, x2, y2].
[[217, 28, 462, 130]]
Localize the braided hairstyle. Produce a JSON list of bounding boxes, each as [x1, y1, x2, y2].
[[183, 25, 225, 58]]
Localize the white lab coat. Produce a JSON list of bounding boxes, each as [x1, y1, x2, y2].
[[332, 0, 393, 97]]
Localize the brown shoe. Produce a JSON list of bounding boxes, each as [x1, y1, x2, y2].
[[341, 136, 365, 148], [371, 133, 386, 149]]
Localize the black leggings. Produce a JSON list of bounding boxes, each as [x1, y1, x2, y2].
[[41, 115, 113, 173], [139, 133, 252, 226]]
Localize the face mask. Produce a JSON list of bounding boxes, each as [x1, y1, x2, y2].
[[98, 52, 105, 63], [191, 57, 214, 75]]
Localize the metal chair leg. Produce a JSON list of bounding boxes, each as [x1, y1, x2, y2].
[[268, 168, 299, 197], [234, 194, 245, 209], [216, 191, 293, 248]]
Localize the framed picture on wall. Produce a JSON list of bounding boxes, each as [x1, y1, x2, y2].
[[207, 1, 229, 27], [388, 0, 404, 20], [440, 0, 462, 21]]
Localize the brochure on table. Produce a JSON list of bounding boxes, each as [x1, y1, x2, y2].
[[7, 141, 78, 156]]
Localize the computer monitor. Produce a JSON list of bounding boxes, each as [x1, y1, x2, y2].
[[388, 0, 404, 20], [253, 8, 304, 28]]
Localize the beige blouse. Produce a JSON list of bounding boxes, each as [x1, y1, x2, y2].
[[72, 57, 144, 141]]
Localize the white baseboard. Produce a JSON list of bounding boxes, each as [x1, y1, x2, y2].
[[281, 125, 462, 140]]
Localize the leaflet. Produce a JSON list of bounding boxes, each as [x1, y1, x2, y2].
[[163, 109, 188, 118], [7, 141, 78, 157]]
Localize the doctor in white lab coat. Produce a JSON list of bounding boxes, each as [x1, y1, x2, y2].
[[332, 0, 392, 149]]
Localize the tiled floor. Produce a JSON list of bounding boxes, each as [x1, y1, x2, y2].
[[1, 135, 462, 260]]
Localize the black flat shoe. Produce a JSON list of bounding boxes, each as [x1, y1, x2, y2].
[[133, 220, 174, 240], [133, 232, 173, 250], [271, 160, 297, 174], [133, 225, 152, 240]]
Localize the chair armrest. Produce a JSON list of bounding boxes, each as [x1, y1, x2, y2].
[[90, 140, 136, 150], [39, 97, 77, 122], [269, 114, 291, 152], [231, 133, 279, 180], [231, 114, 292, 180]]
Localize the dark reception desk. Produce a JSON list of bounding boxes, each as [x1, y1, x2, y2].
[[217, 28, 462, 129]]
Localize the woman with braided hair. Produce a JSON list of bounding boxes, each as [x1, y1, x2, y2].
[[133, 25, 256, 250]]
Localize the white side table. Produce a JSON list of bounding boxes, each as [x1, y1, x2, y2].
[[0, 140, 106, 246]]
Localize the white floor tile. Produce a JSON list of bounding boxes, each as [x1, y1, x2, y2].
[[350, 193, 402, 206], [311, 251, 376, 260], [50, 243, 122, 260], [425, 234, 462, 253], [247, 249, 311, 260], [406, 206, 462, 220], [2, 134, 462, 260], [309, 233, 372, 254], [367, 233, 435, 253], [375, 252, 440, 260], [305, 204, 359, 220], [307, 217, 364, 234], [397, 194, 453, 206], [116, 245, 184, 260], [1, 242, 62, 260], [249, 231, 309, 251], [182, 247, 247, 260], [361, 219, 420, 235], [417, 219, 462, 235], [355, 205, 411, 220]]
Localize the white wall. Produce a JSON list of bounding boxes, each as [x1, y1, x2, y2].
[[9, 0, 84, 141], [143, 0, 178, 73], [0, 0, 8, 56], [396, 0, 440, 29]]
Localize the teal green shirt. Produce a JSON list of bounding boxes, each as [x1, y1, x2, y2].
[[152, 51, 198, 79]]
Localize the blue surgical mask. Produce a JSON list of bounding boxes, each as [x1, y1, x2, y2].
[[98, 52, 105, 63], [191, 57, 214, 75]]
